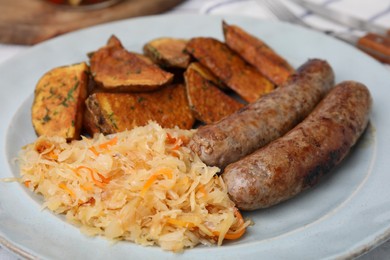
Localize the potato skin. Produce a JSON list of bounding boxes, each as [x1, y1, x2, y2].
[[143, 37, 191, 69], [31, 62, 89, 140], [90, 35, 174, 92], [82, 104, 101, 136], [85, 84, 195, 134], [184, 62, 244, 124], [223, 22, 294, 86], [187, 62, 226, 89], [185, 37, 274, 103]]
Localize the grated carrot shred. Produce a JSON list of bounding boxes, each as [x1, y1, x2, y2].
[[88, 136, 118, 156], [96, 172, 111, 184], [166, 218, 196, 228], [197, 184, 207, 196], [209, 207, 247, 240], [166, 133, 187, 150], [89, 146, 99, 156], [24, 180, 31, 188], [89, 172, 107, 188], [140, 168, 173, 196], [59, 183, 76, 199], [98, 136, 118, 149], [80, 184, 93, 191], [75, 166, 110, 188], [165, 133, 177, 144], [223, 227, 246, 240], [46, 151, 58, 160]]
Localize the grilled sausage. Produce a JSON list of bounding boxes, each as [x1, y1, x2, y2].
[[189, 59, 335, 169], [222, 81, 372, 210]]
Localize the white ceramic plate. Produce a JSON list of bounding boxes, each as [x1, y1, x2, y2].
[[1, 14, 389, 260]]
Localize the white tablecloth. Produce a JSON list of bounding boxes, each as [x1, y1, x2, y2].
[[1, 0, 390, 258]]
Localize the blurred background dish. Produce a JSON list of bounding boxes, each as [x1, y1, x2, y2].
[[0, 0, 184, 45], [45, 0, 123, 9]]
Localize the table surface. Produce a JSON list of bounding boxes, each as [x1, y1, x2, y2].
[[1, 0, 390, 259]]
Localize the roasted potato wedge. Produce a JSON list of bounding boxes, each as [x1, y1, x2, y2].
[[185, 37, 274, 102], [184, 63, 244, 124], [31, 62, 89, 140], [223, 21, 294, 86], [90, 35, 173, 92], [85, 84, 195, 134], [143, 37, 191, 69]]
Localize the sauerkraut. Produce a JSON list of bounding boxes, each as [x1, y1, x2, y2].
[[18, 122, 250, 251]]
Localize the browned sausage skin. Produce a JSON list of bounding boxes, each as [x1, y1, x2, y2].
[[222, 81, 372, 210], [189, 59, 335, 169]]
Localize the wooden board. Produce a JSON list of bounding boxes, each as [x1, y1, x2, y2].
[[0, 0, 183, 45]]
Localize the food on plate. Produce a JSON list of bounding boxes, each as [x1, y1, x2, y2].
[[21, 20, 375, 253], [89, 35, 174, 92], [31, 21, 298, 140], [31, 62, 89, 140], [18, 122, 251, 252], [143, 37, 191, 69], [84, 84, 195, 135], [223, 81, 372, 210], [189, 59, 334, 169], [185, 37, 274, 102], [184, 62, 244, 124], [223, 21, 295, 86]]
